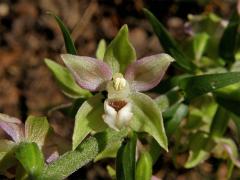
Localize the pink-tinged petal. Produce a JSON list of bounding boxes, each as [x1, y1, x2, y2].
[[0, 113, 24, 142], [222, 143, 240, 168], [61, 54, 112, 91], [151, 176, 160, 180], [46, 150, 59, 164], [125, 53, 174, 92]]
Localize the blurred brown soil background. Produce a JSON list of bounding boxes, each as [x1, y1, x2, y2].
[[0, 0, 237, 179]]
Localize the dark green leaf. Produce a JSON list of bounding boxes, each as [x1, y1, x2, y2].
[[116, 132, 137, 180], [15, 142, 44, 178], [45, 59, 91, 99], [166, 104, 188, 136], [216, 96, 240, 116], [38, 137, 99, 180], [185, 132, 210, 168], [48, 13, 77, 54], [209, 106, 229, 137], [143, 8, 196, 73], [136, 151, 152, 180], [179, 72, 240, 99], [219, 10, 240, 64]]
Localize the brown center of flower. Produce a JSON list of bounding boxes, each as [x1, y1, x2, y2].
[[108, 100, 127, 111]]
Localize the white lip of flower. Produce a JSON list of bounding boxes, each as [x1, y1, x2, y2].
[[102, 99, 133, 131]]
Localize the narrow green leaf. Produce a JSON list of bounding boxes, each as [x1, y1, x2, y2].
[[116, 132, 137, 180], [219, 10, 240, 64], [104, 25, 136, 73], [130, 92, 168, 151], [193, 33, 209, 61], [96, 39, 107, 60], [179, 72, 240, 99], [45, 59, 91, 99], [143, 8, 196, 73], [25, 116, 49, 147], [48, 13, 77, 54], [216, 97, 240, 116], [72, 93, 107, 150], [166, 104, 188, 136], [15, 142, 44, 178], [136, 151, 152, 180], [214, 83, 240, 116], [209, 106, 229, 137], [39, 137, 99, 180], [94, 128, 128, 161]]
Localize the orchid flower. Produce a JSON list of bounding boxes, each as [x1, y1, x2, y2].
[[64, 25, 174, 151], [62, 53, 174, 131]]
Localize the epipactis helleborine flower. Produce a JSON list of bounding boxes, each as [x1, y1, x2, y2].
[[61, 53, 174, 131]]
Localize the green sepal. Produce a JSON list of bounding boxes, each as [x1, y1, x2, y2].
[[130, 92, 168, 151], [72, 93, 107, 150], [104, 25, 136, 74]]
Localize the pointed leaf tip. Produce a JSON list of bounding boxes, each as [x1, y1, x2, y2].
[[103, 24, 136, 74], [61, 54, 112, 92]]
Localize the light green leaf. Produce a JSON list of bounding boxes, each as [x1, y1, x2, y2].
[[179, 72, 240, 99], [38, 137, 99, 180], [116, 132, 137, 180], [136, 151, 152, 180], [130, 92, 168, 151], [48, 13, 77, 55], [193, 33, 209, 61], [45, 59, 91, 99], [96, 39, 107, 60], [15, 142, 44, 178], [25, 116, 49, 147], [185, 132, 210, 168], [104, 25, 136, 73], [72, 93, 107, 150], [94, 128, 128, 161]]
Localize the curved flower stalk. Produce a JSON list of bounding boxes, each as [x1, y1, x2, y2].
[[66, 25, 175, 151]]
